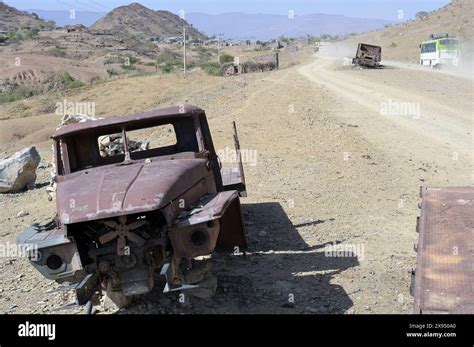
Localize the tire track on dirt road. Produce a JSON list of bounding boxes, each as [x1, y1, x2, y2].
[[298, 58, 473, 175]]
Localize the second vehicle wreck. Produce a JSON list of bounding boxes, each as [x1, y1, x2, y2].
[[17, 105, 248, 308], [352, 43, 382, 68]]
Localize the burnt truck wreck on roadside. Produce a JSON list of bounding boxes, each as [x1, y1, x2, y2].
[[17, 105, 248, 307], [352, 43, 382, 68]]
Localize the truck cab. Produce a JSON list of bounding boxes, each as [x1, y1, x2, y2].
[[17, 105, 247, 307]]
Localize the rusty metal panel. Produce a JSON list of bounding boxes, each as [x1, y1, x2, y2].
[[56, 159, 210, 224], [216, 197, 247, 252], [413, 187, 474, 314], [221, 167, 243, 186]]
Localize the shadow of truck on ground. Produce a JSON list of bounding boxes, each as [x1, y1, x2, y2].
[[120, 202, 359, 314], [191, 202, 358, 314]]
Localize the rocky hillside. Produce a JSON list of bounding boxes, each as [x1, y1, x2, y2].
[[343, 0, 473, 63], [91, 3, 205, 40], [0, 2, 55, 31]]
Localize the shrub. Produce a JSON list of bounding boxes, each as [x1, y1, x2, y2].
[[103, 57, 114, 65], [200, 62, 221, 76], [0, 91, 25, 104], [196, 46, 212, 55], [25, 27, 40, 39], [121, 54, 139, 69], [144, 41, 157, 51], [415, 11, 429, 20], [7, 30, 23, 42], [50, 47, 66, 57], [156, 49, 180, 65], [186, 61, 197, 69], [56, 72, 85, 89], [161, 61, 175, 73], [0, 84, 37, 104], [90, 76, 102, 84], [107, 69, 120, 77], [219, 53, 234, 64], [39, 100, 58, 113], [155, 49, 182, 73]]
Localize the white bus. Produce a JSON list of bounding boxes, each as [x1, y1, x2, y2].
[[420, 35, 460, 67]]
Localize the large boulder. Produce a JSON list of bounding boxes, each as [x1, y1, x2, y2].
[[0, 147, 41, 193]]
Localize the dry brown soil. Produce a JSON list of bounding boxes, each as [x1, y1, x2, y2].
[[0, 48, 472, 314]]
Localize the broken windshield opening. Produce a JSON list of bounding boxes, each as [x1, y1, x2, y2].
[[98, 124, 177, 158], [60, 117, 200, 174]]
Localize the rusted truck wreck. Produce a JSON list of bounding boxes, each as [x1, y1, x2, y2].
[[17, 105, 247, 308], [352, 43, 382, 68]]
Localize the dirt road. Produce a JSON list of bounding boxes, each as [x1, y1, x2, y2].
[[0, 53, 471, 314], [299, 57, 472, 160]]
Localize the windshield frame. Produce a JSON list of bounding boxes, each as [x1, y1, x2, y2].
[[55, 115, 204, 175]]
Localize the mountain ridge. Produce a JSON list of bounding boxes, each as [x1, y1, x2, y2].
[[90, 3, 206, 39], [0, 2, 55, 31]]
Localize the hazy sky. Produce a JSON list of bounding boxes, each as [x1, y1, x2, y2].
[[6, 0, 451, 20]]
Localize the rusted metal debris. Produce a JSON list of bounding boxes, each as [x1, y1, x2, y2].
[[17, 105, 247, 308], [98, 134, 149, 157], [413, 187, 474, 314], [352, 43, 382, 68]]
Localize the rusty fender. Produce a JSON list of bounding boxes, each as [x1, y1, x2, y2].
[[168, 190, 247, 259]]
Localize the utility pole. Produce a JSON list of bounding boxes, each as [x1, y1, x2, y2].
[[217, 33, 223, 64], [183, 24, 186, 75], [217, 34, 220, 64]]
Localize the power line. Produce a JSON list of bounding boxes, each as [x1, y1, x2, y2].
[[56, 0, 91, 12], [87, 0, 110, 11], [76, 0, 107, 12], [55, 0, 103, 24]]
